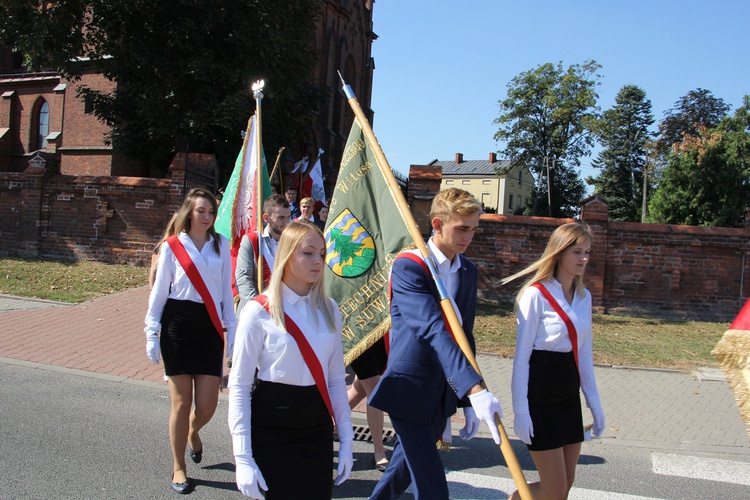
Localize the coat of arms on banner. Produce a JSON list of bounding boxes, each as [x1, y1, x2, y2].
[[325, 208, 376, 278]]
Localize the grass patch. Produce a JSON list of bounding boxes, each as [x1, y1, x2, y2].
[[1, 257, 730, 371], [473, 301, 728, 371], [0, 257, 148, 303]]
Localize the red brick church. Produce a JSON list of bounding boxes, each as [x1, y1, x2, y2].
[[0, 0, 377, 184]]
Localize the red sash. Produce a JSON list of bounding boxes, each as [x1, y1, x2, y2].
[[165, 235, 224, 341], [392, 252, 458, 343], [252, 295, 334, 418], [531, 283, 579, 369]]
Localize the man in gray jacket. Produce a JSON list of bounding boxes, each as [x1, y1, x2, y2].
[[234, 194, 291, 313]]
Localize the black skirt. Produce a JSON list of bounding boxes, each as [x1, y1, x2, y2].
[[526, 350, 584, 451], [252, 380, 334, 499], [160, 299, 223, 377], [349, 336, 387, 380]]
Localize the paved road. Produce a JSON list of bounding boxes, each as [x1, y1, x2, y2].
[[1, 287, 749, 498]]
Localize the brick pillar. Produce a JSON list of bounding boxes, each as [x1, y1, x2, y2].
[[167, 152, 187, 201], [0, 90, 14, 128], [408, 164, 442, 237], [17, 152, 60, 257], [46, 84, 67, 154], [580, 195, 609, 313], [0, 91, 15, 157]]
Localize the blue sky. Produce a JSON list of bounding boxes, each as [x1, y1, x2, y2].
[[369, 0, 750, 183]]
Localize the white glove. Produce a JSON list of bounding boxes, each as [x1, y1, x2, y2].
[[334, 439, 353, 486], [459, 407, 480, 441], [513, 412, 534, 445], [591, 407, 605, 437], [467, 389, 503, 445], [235, 455, 267, 498], [146, 332, 160, 364]]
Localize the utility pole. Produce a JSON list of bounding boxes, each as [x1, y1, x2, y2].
[[546, 157, 554, 217], [630, 130, 641, 209], [532, 156, 546, 216], [641, 140, 651, 223]]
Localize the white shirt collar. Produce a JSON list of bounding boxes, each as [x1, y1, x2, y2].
[[428, 237, 461, 275], [178, 231, 214, 250], [281, 281, 309, 306]]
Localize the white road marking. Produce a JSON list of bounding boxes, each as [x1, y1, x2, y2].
[[652, 452, 750, 487], [405, 470, 662, 499]]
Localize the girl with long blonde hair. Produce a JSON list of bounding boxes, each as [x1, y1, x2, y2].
[[503, 222, 605, 500], [228, 222, 353, 499]]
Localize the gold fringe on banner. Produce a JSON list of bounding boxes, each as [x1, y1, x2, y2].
[[344, 318, 392, 367], [712, 328, 750, 437]]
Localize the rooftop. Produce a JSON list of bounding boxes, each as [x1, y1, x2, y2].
[[430, 152, 512, 176]]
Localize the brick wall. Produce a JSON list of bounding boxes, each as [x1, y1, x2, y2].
[[405, 166, 750, 321], [0, 152, 185, 265], [466, 200, 750, 322]]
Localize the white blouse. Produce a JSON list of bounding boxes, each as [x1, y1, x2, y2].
[[511, 278, 601, 415], [144, 232, 237, 339], [227, 284, 353, 457]]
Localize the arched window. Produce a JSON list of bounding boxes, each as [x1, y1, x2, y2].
[[37, 101, 49, 150]]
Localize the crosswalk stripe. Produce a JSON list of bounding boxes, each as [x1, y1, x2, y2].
[[652, 452, 750, 487], [405, 470, 662, 499]]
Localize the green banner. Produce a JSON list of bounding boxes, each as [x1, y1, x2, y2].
[[324, 119, 413, 365]]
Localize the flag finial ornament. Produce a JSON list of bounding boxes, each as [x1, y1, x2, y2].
[[252, 79, 265, 99]]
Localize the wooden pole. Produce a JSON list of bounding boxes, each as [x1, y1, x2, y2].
[[252, 80, 265, 294], [269, 146, 285, 192], [337, 72, 532, 499]]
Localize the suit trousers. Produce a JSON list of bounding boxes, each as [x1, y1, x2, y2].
[[369, 413, 449, 500]]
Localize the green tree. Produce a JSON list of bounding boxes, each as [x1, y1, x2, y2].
[[656, 88, 730, 159], [494, 60, 601, 217], [0, 1, 321, 176], [648, 96, 750, 227], [588, 85, 654, 221]]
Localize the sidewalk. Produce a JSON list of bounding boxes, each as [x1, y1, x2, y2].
[[1, 286, 749, 455]]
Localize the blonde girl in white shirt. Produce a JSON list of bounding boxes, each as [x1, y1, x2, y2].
[[228, 222, 353, 499], [502, 222, 605, 500]]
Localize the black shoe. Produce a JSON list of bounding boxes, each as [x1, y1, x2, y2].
[[170, 476, 191, 494], [374, 457, 389, 472], [188, 445, 202, 464]]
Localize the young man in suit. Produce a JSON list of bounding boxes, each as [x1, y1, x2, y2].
[[368, 188, 504, 499], [284, 186, 301, 219]]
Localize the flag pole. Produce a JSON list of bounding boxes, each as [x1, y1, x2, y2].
[[337, 72, 532, 500], [269, 146, 286, 192], [252, 80, 266, 294]]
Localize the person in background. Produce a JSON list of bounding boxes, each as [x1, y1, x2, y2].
[[317, 204, 329, 226], [347, 337, 390, 472], [228, 222, 353, 498], [284, 186, 300, 219], [144, 187, 236, 494], [502, 221, 605, 500], [296, 197, 325, 230], [368, 188, 504, 499], [235, 194, 291, 314]]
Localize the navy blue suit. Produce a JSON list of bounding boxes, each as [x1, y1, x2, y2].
[[368, 251, 482, 499]]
